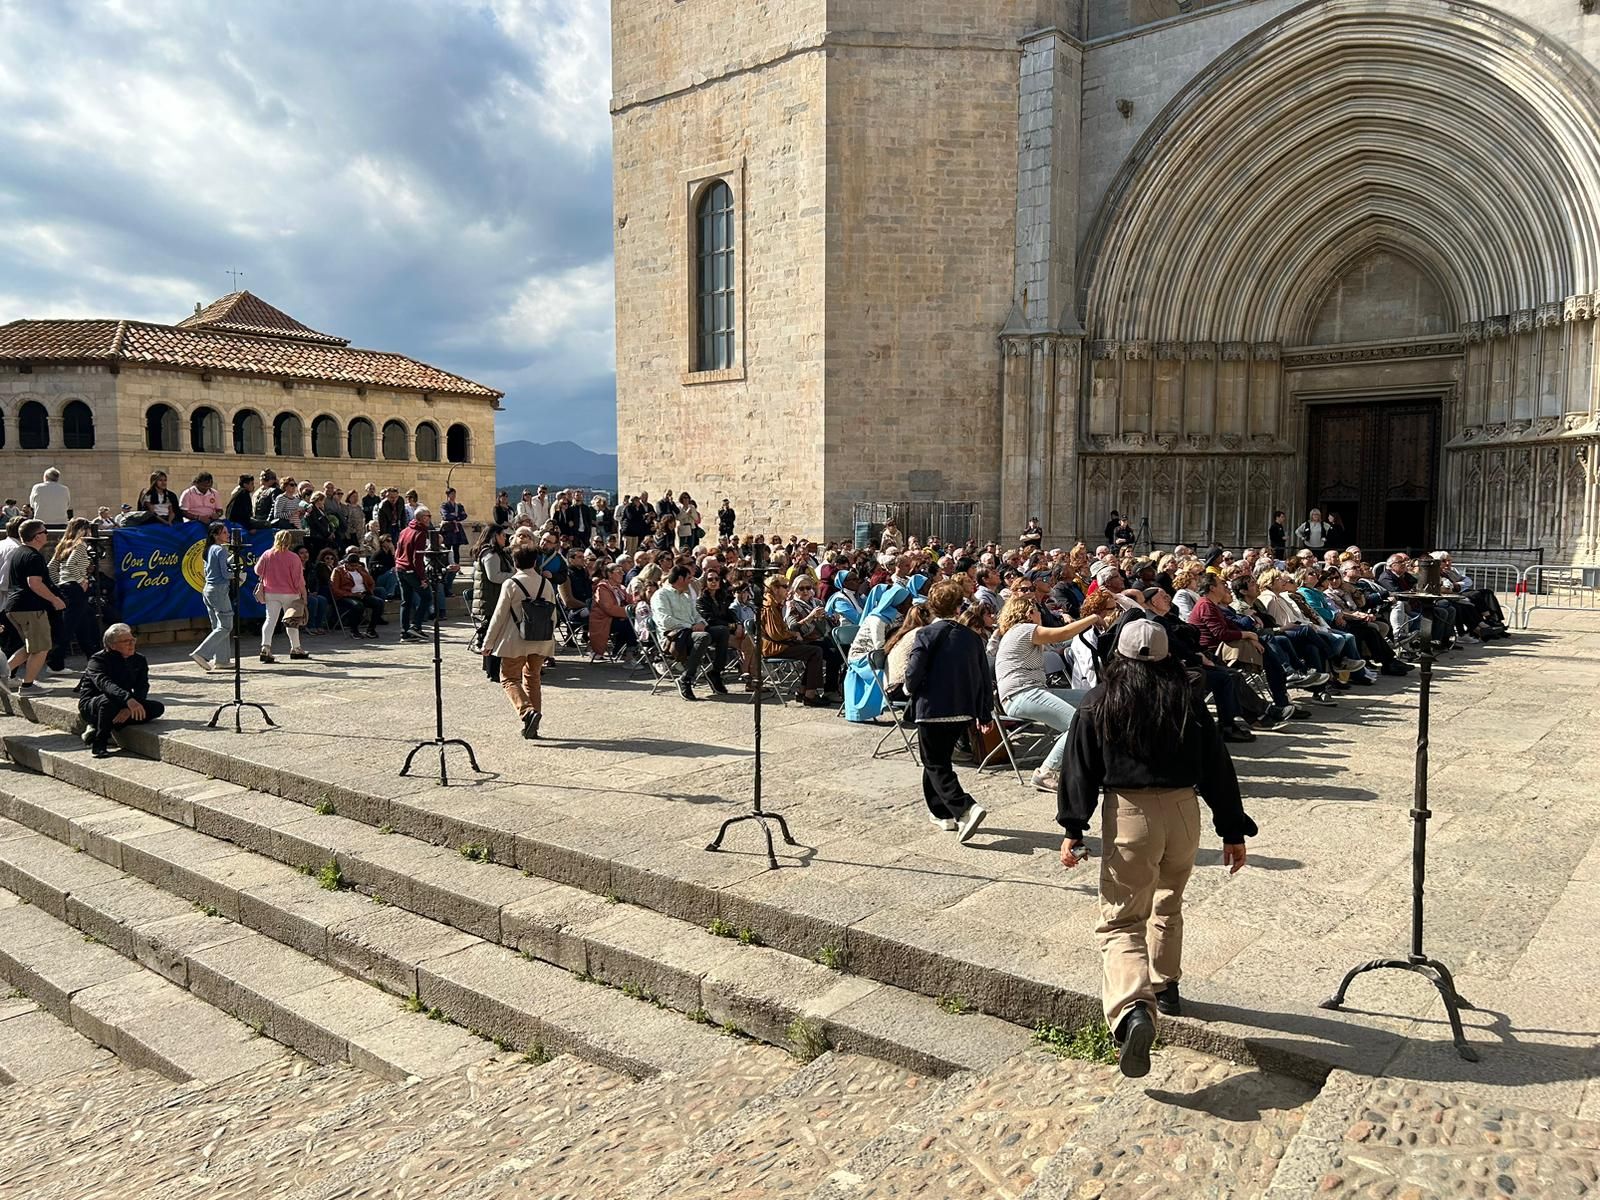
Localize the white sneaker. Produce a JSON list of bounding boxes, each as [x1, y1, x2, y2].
[[956, 803, 987, 844], [1032, 769, 1059, 793], [927, 814, 958, 832], [190, 653, 213, 672], [1460, 633, 1480, 645]]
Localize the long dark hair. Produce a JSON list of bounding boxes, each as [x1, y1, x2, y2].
[[1089, 652, 1199, 761], [474, 523, 507, 556]]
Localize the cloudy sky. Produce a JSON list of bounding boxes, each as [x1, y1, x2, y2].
[[0, 0, 617, 452]]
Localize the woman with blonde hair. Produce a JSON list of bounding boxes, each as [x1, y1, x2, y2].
[[47, 517, 100, 669], [254, 529, 309, 663], [992, 592, 1109, 792], [1170, 561, 1208, 619]]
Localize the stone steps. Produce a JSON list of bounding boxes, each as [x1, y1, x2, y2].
[[0, 723, 1033, 1078], [0, 990, 121, 1086], [0, 882, 294, 1082]]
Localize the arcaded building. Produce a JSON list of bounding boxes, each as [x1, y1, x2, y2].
[[0, 292, 500, 516], [612, 0, 1600, 561]]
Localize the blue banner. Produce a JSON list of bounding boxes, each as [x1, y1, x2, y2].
[[112, 523, 276, 625]]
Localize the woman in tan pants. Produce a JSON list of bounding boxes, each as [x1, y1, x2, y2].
[[1057, 618, 1256, 1078]]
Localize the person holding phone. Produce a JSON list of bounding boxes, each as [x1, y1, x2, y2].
[[1058, 618, 1255, 1079]]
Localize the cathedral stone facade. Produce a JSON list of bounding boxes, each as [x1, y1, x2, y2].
[[612, 0, 1600, 562]]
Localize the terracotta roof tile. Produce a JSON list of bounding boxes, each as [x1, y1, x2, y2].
[[176, 291, 348, 345], [0, 295, 500, 400]]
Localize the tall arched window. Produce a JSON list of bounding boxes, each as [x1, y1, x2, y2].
[[415, 421, 440, 462], [311, 415, 340, 458], [62, 401, 95, 449], [695, 180, 735, 371], [190, 406, 223, 453], [234, 410, 265, 455], [446, 423, 470, 464], [381, 419, 408, 461], [145, 403, 179, 452], [18, 401, 49, 450], [347, 418, 375, 459], [273, 412, 304, 457]]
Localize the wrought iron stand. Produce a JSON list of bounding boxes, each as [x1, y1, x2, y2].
[[706, 558, 800, 870], [1319, 598, 1478, 1061], [209, 531, 275, 733], [400, 542, 480, 785]]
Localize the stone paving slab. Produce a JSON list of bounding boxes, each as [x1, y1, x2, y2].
[[3, 616, 1597, 1109]]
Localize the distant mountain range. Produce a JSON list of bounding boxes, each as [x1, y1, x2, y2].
[[496, 439, 618, 495]]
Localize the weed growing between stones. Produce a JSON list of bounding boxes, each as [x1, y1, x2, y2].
[[522, 1042, 552, 1066], [314, 798, 336, 816], [1034, 1020, 1117, 1065], [936, 995, 970, 1016], [404, 994, 424, 1013], [316, 860, 345, 891], [687, 1008, 711, 1025], [427, 1006, 447, 1022], [815, 946, 849, 972], [707, 917, 736, 938], [621, 980, 663, 1007], [195, 903, 220, 918], [459, 842, 490, 863], [737, 927, 764, 946], [378, 824, 394, 836], [787, 1017, 829, 1063], [604, 891, 621, 905]]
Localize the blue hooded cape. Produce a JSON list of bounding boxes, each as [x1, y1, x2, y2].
[[843, 583, 910, 722]]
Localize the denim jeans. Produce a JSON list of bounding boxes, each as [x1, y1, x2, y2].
[[400, 572, 432, 632], [1002, 685, 1090, 772], [374, 569, 400, 602], [196, 583, 233, 665]]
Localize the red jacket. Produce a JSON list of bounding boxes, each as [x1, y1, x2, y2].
[[1187, 596, 1244, 650], [395, 521, 430, 579]]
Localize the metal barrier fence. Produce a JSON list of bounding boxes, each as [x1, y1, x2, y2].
[[851, 501, 981, 549], [1518, 564, 1600, 628]]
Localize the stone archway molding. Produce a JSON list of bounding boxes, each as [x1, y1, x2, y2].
[[1081, 0, 1600, 343]]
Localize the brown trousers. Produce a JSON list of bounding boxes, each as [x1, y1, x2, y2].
[[499, 653, 545, 716], [1096, 787, 1202, 1033]]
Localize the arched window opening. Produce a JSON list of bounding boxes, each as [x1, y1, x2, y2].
[[311, 415, 340, 458], [381, 419, 408, 461], [19, 401, 49, 450], [234, 410, 265, 455], [62, 401, 95, 450], [144, 403, 178, 452], [415, 422, 440, 462], [273, 412, 304, 457], [695, 180, 735, 371], [347, 417, 375, 459], [190, 406, 223, 454], [446, 423, 470, 464]]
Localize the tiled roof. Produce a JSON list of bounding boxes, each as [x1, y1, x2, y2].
[[0, 296, 501, 399], [177, 291, 348, 345]]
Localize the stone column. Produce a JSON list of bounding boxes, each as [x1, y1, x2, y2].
[[1000, 25, 1085, 544]]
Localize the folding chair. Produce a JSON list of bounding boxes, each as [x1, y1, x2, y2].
[[867, 649, 919, 764], [645, 617, 722, 695], [977, 686, 1054, 786], [832, 625, 858, 715]]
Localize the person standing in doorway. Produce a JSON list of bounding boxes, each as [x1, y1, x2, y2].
[[1058, 619, 1255, 1078], [1295, 508, 1329, 551], [1268, 510, 1288, 557]]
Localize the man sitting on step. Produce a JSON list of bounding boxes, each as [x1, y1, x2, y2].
[[76, 623, 164, 758]]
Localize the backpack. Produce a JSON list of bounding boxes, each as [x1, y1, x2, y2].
[[253, 487, 280, 524], [510, 576, 555, 642]]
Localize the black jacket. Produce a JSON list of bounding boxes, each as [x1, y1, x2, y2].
[[717, 507, 736, 536], [225, 489, 254, 526], [697, 587, 739, 628], [621, 502, 651, 537], [904, 619, 993, 725], [77, 649, 151, 705], [1058, 687, 1254, 842]]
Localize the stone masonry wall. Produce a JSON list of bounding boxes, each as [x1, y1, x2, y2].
[[0, 365, 497, 522], [612, 1, 829, 535], [821, 38, 1022, 540]]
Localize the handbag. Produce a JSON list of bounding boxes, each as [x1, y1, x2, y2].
[[511, 577, 556, 642], [1219, 639, 1263, 668]]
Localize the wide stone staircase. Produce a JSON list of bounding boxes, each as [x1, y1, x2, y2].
[[2, 704, 1586, 1197]]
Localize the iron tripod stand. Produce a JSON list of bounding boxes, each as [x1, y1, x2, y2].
[[1319, 600, 1477, 1061], [706, 558, 800, 870], [400, 543, 480, 785], [209, 531, 275, 732]]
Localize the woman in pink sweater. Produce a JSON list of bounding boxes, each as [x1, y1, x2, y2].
[[255, 530, 309, 663]]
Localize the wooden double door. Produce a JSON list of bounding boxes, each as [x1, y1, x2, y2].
[[1305, 399, 1441, 553]]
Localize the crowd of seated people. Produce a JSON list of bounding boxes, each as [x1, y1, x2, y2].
[[485, 499, 1513, 770]]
